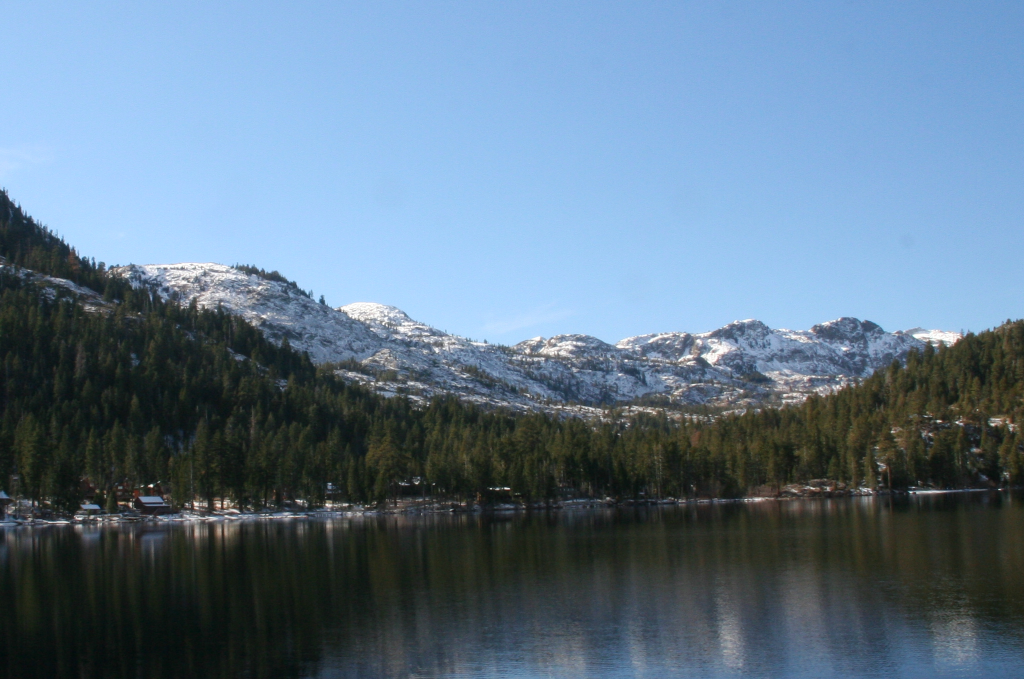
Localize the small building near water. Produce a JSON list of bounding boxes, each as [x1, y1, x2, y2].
[[133, 496, 172, 515], [0, 491, 11, 519]]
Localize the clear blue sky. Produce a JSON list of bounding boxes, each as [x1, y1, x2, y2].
[[2, 2, 1021, 344]]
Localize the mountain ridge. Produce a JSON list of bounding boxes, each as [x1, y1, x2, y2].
[[2, 188, 1019, 514], [111, 262, 960, 415]]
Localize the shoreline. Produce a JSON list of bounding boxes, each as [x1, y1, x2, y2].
[[0, 487, 1011, 528]]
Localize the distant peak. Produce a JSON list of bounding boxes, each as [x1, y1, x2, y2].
[[513, 333, 616, 358], [707, 319, 770, 340], [339, 302, 416, 325], [810, 317, 883, 338], [549, 333, 611, 344], [903, 328, 962, 346], [727, 319, 769, 330], [137, 262, 231, 272], [340, 302, 407, 316]]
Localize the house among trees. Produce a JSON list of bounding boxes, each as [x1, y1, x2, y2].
[[134, 495, 172, 515], [0, 491, 11, 519], [78, 503, 101, 516]]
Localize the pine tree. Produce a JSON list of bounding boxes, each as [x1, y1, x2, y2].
[[862, 447, 877, 490]]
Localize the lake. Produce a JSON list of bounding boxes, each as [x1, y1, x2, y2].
[[2, 494, 1023, 678]]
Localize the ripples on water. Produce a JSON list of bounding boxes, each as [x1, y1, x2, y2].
[[2, 494, 1023, 678]]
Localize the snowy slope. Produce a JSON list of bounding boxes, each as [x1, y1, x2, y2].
[[0, 256, 109, 313], [114, 263, 384, 363], [113, 263, 962, 413], [905, 328, 963, 346]]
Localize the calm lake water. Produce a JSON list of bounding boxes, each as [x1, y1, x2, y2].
[[2, 494, 1024, 679]]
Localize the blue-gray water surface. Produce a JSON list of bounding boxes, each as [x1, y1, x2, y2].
[[2, 494, 1024, 678]]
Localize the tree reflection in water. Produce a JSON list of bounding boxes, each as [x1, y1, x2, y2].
[[2, 494, 1024, 679]]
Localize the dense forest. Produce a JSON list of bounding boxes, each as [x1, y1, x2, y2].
[[1, 190, 1021, 513]]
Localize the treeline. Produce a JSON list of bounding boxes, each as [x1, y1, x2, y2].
[[0, 191, 1021, 512], [679, 326, 1024, 493]]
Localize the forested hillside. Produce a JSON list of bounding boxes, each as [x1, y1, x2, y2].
[[1, 190, 1021, 512]]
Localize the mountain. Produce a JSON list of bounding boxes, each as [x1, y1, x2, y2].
[[113, 262, 960, 413], [4, 190, 1018, 512], [115, 263, 383, 361]]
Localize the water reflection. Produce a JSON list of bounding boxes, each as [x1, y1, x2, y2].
[[2, 495, 1023, 678]]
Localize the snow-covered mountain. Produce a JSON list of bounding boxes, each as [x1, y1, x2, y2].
[[114, 263, 383, 362], [113, 263, 961, 414]]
